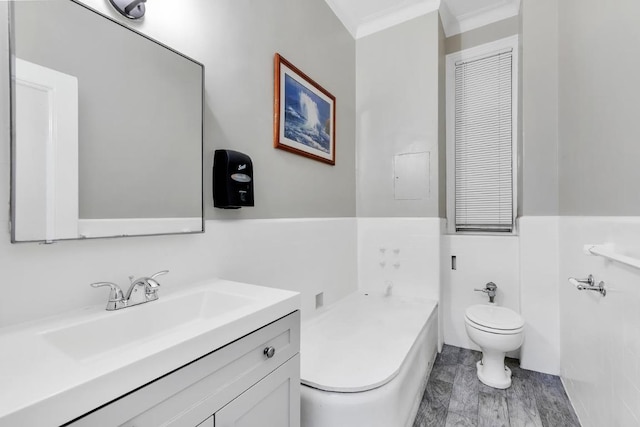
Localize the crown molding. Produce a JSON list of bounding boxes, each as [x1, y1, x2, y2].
[[323, 0, 359, 38], [356, 0, 441, 39], [325, 0, 518, 40], [440, 0, 521, 37], [324, 0, 441, 40]]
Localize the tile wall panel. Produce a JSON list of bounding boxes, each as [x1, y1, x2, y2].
[[357, 218, 442, 301], [559, 217, 640, 426]]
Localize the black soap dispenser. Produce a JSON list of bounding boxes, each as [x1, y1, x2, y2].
[[213, 150, 254, 209]]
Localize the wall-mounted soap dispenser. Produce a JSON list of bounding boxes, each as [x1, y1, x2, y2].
[[213, 150, 254, 209]]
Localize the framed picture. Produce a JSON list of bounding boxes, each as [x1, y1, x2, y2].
[[274, 53, 336, 165]]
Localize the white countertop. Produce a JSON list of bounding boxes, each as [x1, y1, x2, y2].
[[0, 279, 299, 427]]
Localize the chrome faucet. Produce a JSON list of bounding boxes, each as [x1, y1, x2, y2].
[[91, 270, 168, 311], [474, 282, 497, 303]]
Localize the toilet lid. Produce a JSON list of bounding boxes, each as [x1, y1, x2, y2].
[[465, 304, 524, 330]]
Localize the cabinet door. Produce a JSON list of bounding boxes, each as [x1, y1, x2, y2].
[[215, 355, 300, 427]]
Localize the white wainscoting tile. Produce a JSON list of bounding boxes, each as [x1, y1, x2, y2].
[[559, 217, 640, 427], [441, 233, 520, 351], [518, 216, 560, 375], [356, 218, 442, 301], [208, 218, 358, 321], [0, 218, 358, 327]]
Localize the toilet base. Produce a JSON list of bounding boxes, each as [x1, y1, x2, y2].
[[476, 360, 512, 389]]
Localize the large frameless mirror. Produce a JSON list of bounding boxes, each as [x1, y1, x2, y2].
[[10, 0, 204, 242]]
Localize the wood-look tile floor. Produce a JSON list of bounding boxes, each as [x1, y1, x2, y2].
[[413, 345, 581, 427]]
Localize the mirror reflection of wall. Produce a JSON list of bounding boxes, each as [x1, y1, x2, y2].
[[11, 0, 204, 242]]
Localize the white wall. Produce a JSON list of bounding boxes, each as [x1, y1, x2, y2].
[[518, 217, 560, 374], [357, 218, 441, 301], [559, 217, 640, 426], [441, 235, 520, 351], [0, 219, 358, 327], [440, 221, 561, 375], [208, 219, 358, 320]]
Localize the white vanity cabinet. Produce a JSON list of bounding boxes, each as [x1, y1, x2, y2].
[[214, 355, 299, 427], [68, 311, 300, 427]]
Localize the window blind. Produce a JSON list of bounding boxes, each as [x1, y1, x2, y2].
[[454, 49, 513, 232]]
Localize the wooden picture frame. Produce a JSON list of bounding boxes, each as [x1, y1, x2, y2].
[[274, 53, 336, 165]]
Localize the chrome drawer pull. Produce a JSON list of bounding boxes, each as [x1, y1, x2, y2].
[[263, 346, 276, 358]]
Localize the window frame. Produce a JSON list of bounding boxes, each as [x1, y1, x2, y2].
[[445, 35, 519, 235]]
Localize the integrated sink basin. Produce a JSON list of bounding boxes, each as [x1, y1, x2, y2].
[[42, 288, 255, 361], [0, 278, 300, 427]]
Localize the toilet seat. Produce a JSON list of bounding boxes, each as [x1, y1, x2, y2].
[[465, 317, 524, 334], [464, 304, 524, 334]]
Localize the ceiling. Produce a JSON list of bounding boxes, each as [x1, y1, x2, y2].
[[323, 0, 521, 39]]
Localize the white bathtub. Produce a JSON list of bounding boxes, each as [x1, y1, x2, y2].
[[300, 292, 439, 427]]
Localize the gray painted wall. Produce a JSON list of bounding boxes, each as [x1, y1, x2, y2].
[[444, 16, 519, 55], [356, 12, 440, 218], [517, 8, 525, 218], [203, 0, 356, 220], [558, 0, 640, 215], [438, 18, 447, 219], [520, 0, 559, 216], [7, 0, 356, 222]]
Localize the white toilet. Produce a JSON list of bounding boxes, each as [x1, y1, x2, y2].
[[464, 304, 525, 389]]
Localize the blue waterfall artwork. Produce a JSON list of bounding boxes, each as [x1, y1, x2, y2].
[[283, 73, 331, 154]]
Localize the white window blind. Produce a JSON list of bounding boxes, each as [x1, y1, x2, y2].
[[454, 49, 514, 232]]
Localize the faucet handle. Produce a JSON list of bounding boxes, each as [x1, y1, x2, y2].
[[145, 270, 168, 298], [90, 282, 125, 303], [150, 270, 169, 279]]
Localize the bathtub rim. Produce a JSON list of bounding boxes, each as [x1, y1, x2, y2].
[[300, 291, 438, 393]]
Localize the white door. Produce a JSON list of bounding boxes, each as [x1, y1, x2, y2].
[[215, 356, 300, 427], [14, 58, 78, 241]]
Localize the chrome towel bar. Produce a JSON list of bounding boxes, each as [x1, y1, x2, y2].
[[584, 244, 640, 270]]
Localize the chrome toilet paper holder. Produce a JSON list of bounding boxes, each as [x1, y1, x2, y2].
[[568, 275, 606, 297]]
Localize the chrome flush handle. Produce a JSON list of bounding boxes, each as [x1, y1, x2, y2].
[[474, 282, 498, 303]]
